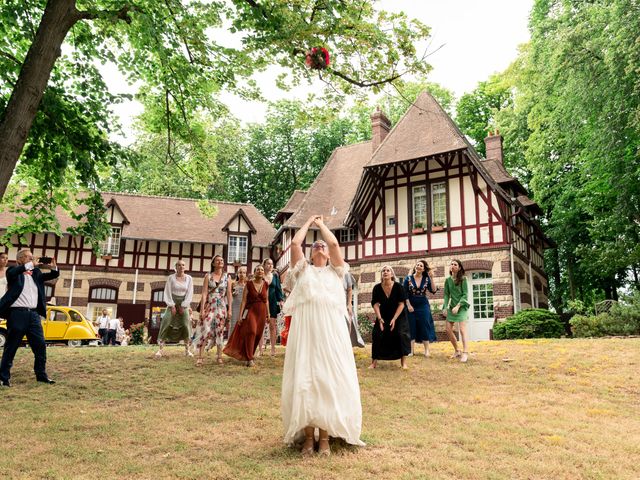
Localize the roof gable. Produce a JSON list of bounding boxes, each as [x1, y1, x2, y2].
[[222, 208, 257, 234], [367, 91, 468, 167], [105, 198, 130, 224]]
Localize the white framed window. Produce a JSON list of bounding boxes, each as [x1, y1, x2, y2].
[[228, 235, 248, 264], [101, 226, 121, 257], [90, 287, 117, 302], [431, 182, 447, 227], [412, 185, 427, 227], [471, 272, 494, 319], [338, 228, 356, 243], [152, 289, 164, 303], [44, 284, 55, 302]]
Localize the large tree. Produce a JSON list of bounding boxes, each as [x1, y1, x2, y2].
[[0, 0, 431, 246]]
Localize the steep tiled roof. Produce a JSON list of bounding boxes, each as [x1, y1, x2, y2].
[[284, 142, 372, 229], [278, 190, 307, 215], [0, 192, 276, 246], [367, 91, 468, 167], [482, 159, 515, 184]]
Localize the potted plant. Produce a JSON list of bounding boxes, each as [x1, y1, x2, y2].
[[432, 221, 446, 232], [412, 222, 425, 234], [100, 254, 113, 261]]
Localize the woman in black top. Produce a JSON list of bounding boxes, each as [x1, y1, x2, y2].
[[260, 258, 284, 356], [370, 265, 411, 369]]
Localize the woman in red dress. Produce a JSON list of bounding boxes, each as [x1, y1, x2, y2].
[[223, 264, 270, 366]]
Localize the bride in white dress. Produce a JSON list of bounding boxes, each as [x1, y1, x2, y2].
[[281, 215, 365, 456]]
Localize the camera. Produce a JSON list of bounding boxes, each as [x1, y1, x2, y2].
[[39, 256, 52, 265]]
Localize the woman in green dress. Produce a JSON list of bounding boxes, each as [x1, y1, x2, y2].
[[442, 259, 470, 363]]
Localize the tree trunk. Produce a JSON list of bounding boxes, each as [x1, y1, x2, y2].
[[0, 0, 80, 199]]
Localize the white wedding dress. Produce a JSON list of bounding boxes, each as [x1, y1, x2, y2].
[[281, 259, 365, 446]]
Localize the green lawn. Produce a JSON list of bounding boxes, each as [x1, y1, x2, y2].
[[1, 338, 639, 479]]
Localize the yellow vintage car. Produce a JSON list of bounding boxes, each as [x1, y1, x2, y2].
[[0, 306, 100, 348]]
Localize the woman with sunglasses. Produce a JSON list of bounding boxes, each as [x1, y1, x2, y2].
[[281, 215, 364, 456]]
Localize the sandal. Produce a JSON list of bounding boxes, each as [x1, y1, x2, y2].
[[301, 437, 315, 457], [195, 358, 203, 367], [216, 357, 224, 365], [318, 437, 330, 456], [450, 350, 461, 359], [460, 352, 469, 363]]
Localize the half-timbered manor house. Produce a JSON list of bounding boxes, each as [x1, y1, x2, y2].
[[0, 193, 275, 341], [274, 92, 550, 340]]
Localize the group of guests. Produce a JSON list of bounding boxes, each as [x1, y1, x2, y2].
[[95, 309, 128, 346], [0, 224, 472, 457], [155, 256, 286, 367], [369, 258, 470, 368]]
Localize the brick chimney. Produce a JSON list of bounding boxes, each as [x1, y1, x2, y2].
[[371, 106, 391, 152], [484, 130, 504, 163]]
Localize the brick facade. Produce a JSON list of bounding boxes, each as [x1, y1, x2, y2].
[[126, 282, 145, 292], [88, 278, 122, 289], [63, 279, 82, 289]]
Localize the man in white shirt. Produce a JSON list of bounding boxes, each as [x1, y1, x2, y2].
[[0, 249, 60, 387], [106, 316, 120, 346], [96, 309, 110, 345]]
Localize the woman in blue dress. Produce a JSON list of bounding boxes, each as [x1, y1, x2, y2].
[[403, 259, 438, 356]]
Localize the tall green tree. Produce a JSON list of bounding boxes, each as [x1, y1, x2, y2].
[[485, 0, 640, 309], [455, 74, 513, 157], [0, 0, 432, 247], [225, 99, 352, 221]]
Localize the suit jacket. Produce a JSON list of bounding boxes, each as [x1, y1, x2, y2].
[[0, 264, 60, 319]]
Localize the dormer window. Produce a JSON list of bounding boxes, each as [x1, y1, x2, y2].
[[101, 226, 121, 257], [228, 235, 248, 264]]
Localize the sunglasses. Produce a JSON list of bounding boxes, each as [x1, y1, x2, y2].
[[312, 243, 326, 250]]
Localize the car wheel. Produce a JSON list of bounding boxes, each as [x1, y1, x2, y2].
[[68, 340, 82, 347], [0, 330, 6, 348]]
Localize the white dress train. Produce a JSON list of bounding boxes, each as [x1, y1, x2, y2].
[[281, 259, 365, 446]]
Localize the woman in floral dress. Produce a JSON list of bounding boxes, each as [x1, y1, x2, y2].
[[403, 259, 438, 357], [194, 255, 232, 366]]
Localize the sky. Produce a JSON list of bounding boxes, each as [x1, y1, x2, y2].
[[109, 0, 533, 143]]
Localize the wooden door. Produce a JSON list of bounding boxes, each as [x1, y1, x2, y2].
[[115, 303, 147, 331]]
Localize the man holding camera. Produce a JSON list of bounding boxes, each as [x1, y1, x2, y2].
[[0, 249, 60, 387]]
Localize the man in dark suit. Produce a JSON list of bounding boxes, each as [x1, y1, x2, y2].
[[0, 249, 60, 387]]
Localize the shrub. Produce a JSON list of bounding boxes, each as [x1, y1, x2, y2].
[[493, 309, 564, 340], [130, 322, 145, 345], [570, 293, 640, 337], [357, 313, 373, 343]]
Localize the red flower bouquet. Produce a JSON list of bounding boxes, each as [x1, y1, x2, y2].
[[305, 47, 330, 70]]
